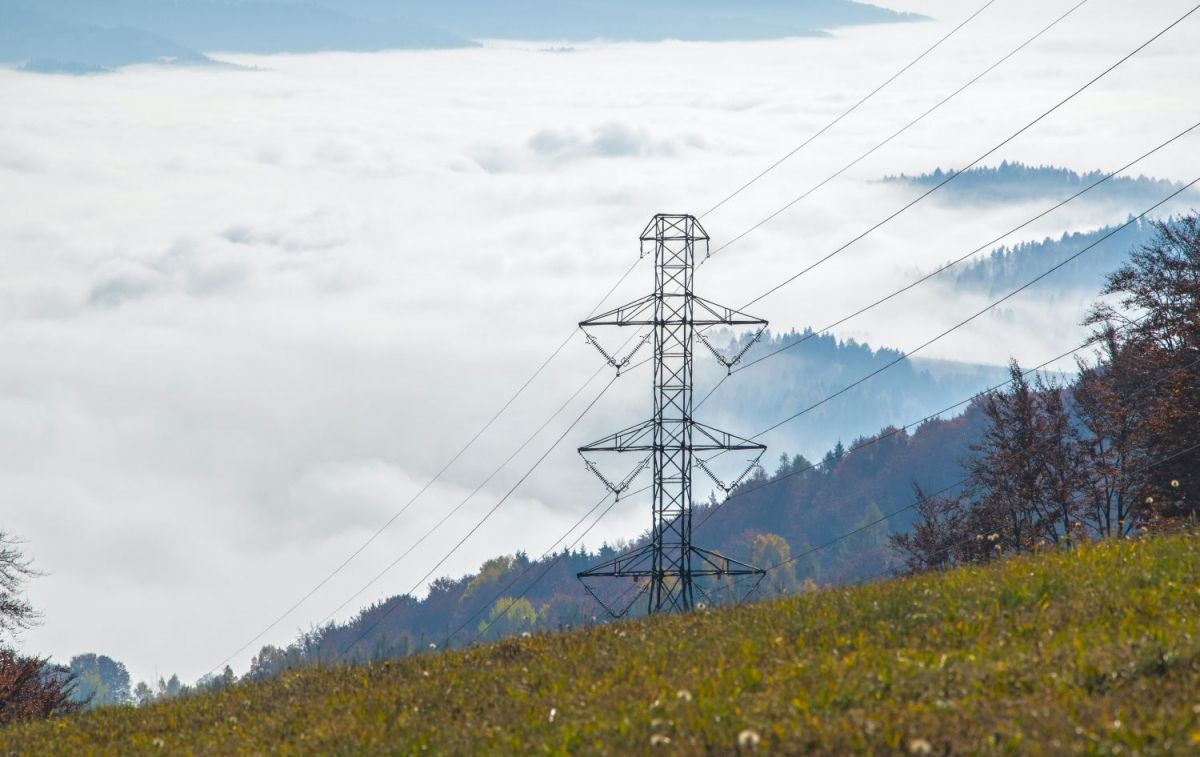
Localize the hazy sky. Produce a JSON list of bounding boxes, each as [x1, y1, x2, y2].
[[2, 0, 1198, 684]]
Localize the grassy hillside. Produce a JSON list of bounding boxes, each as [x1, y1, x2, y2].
[[7, 535, 1200, 753]]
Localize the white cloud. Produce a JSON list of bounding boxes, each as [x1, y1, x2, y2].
[[1, 0, 1198, 684]]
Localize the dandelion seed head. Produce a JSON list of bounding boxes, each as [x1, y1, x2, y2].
[[908, 738, 933, 755], [676, 689, 693, 702], [649, 734, 671, 747], [737, 729, 761, 750]]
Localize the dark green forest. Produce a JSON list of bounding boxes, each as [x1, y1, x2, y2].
[[884, 161, 1192, 206], [950, 217, 1161, 295]]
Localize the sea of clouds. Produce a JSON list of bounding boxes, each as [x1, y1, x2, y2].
[[1, 0, 1197, 682]]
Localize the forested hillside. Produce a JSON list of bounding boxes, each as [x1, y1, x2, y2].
[[700, 328, 1009, 460], [256, 402, 986, 674], [948, 217, 1161, 296]]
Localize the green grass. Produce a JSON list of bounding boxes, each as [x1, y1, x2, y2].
[[8, 535, 1200, 754]]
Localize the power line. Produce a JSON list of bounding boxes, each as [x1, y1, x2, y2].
[[699, 0, 1000, 219], [716, 358, 1200, 598], [212, 0, 1081, 672], [745, 177, 1198, 441], [458, 322, 1147, 639], [442, 184, 1162, 643], [322, 49, 1196, 662], [765, 439, 1200, 578], [218, 0, 981, 658], [205, 257, 641, 676], [554, 315, 1151, 618], [719, 3, 1200, 305], [333, 372, 620, 660], [214, 2, 1195, 671], [448, 484, 652, 649], [344, 4, 1198, 645], [686, 0, 1096, 358], [704, 0, 1089, 235], [693, 120, 1200, 411], [684, 176, 1197, 537], [312, 362, 614, 631], [691, 315, 1151, 533]]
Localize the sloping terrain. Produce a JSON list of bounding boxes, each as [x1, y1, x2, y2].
[[5, 534, 1200, 753]]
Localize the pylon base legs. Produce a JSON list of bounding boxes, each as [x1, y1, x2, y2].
[[578, 543, 764, 616]]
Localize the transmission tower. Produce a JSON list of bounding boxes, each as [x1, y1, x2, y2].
[[577, 214, 769, 615]]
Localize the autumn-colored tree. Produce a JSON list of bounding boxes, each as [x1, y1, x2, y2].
[[68, 653, 132, 709], [1072, 326, 1152, 537], [0, 531, 38, 641], [0, 532, 80, 724], [477, 597, 538, 642], [889, 485, 967, 572], [1087, 216, 1200, 517], [0, 651, 80, 725], [749, 533, 795, 597], [965, 362, 1083, 552]]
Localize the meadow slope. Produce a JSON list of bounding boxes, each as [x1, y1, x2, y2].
[[6, 535, 1200, 754]]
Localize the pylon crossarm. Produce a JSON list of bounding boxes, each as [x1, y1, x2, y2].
[[691, 296, 768, 327], [690, 546, 766, 577], [579, 419, 656, 453], [690, 422, 766, 452], [579, 293, 657, 328], [577, 542, 656, 579]]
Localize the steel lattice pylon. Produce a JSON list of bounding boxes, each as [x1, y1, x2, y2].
[[577, 214, 769, 615]]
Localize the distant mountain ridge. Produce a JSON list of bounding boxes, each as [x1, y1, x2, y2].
[[0, 6, 212, 71], [0, 1, 472, 72], [332, 0, 924, 42], [0, 0, 923, 73]]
